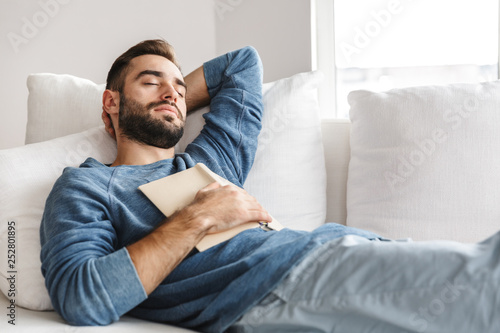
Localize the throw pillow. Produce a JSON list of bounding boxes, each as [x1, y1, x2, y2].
[[346, 81, 500, 242], [26, 73, 105, 144], [0, 127, 117, 310]]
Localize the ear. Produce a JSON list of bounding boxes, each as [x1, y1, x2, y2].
[[102, 89, 120, 116]]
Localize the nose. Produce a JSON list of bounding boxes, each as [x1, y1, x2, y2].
[[161, 84, 179, 103]]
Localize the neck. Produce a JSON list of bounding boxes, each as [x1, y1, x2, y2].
[[111, 136, 175, 167]]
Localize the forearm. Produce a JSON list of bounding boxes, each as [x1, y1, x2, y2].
[[185, 65, 210, 112], [127, 206, 210, 295], [126, 182, 271, 295]]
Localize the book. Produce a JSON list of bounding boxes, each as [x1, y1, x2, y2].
[[138, 163, 283, 251]]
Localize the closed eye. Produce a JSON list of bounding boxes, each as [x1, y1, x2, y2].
[[144, 83, 159, 86]]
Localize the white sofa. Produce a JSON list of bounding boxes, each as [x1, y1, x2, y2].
[[1, 70, 500, 332]]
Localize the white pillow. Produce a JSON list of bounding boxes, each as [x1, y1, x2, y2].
[[246, 72, 326, 230], [0, 127, 117, 310], [3, 71, 326, 310], [346, 81, 500, 243], [26, 73, 106, 144]]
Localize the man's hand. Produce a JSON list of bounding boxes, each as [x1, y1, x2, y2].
[[127, 183, 271, 295], [101, 107, 116, 140], [185, 182, 272, 234], [184, 66, 210, 112]]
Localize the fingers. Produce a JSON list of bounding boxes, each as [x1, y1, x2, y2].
[[191, 182, 271, 231], [101, 108, 116, 140], [222, 187, 272, 223], [199, 181, 221, 192], [197, 182, 245, 198], [247, 208, 272, 224]]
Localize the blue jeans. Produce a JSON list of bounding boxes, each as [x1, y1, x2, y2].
[[230, 232, 500, 332]]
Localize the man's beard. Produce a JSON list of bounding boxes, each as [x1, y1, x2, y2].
[[118, 95, 184, 149]]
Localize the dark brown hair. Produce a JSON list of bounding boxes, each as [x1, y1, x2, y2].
[[106, 39, 180, 92]]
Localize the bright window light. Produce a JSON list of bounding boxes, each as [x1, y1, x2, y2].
[[315, 0, 499, 118]]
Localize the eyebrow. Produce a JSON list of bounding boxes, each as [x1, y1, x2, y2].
[[135, 70, 187, 90]]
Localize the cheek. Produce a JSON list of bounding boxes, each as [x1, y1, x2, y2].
[[123, 86, 152, 104], [134, 93, 153, 105], [179, 102, 187, 119]]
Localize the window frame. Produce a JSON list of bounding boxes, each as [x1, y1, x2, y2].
[[312, 0, 500, 118]]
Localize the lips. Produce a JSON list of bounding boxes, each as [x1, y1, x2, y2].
[[153, 104, 178, 118]]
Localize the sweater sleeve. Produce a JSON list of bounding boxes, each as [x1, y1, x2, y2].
[[185, 46, 264, 186], [39, 168, 147, 326]]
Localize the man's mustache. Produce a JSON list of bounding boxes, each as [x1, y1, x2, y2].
[[146, 100, 183, 121]]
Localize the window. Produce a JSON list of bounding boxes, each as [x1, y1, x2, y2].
[[313, 0, 500, 118]]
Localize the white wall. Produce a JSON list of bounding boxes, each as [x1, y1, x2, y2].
[[0, 0, 217, 149], [0, 0, 313, 149], [215, 0, 312, 83]]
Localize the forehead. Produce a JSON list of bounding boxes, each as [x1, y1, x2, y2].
[[126, 54, 183, 81]]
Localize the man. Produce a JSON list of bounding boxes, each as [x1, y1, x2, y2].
[[40, 39, 500, 333]]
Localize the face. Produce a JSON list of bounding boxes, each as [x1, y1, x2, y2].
[[118, 54, 187, 149]]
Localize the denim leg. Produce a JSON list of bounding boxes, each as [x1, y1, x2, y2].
[[230, 232, 500, 333]]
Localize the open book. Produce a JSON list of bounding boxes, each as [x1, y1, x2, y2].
[[138, 163, 284, 251]]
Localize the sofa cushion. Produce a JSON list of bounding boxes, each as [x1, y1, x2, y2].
[[346, 80, 500, 242]]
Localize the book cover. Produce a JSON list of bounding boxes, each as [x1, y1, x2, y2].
[[138, 163, 283, 251]]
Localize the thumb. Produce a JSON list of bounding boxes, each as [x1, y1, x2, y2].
[[199, 181, 221, 192]]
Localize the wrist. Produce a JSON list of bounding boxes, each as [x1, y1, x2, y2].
[[156, 205, 213, 246], [185, 65, 210, 112], [175, 204, 214, 235]]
